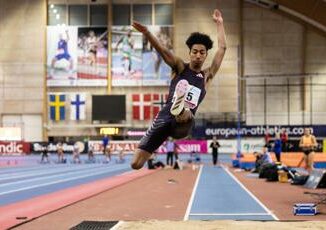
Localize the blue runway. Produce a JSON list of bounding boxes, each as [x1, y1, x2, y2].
[[0, 158, 131, 206], [185, 165, 277, 221]]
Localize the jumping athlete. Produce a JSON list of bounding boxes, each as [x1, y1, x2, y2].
[[131, 9, 227, 169], [115, 30, 135, 76]]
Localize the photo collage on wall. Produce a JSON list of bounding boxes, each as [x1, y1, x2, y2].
[[111, 26, 174, 86], [47, 26, 108, 87], [47, 25, 173, 87]]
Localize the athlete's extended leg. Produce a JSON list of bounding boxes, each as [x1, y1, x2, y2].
[[131, 148, 152, 169], [131, 116, 171, 170]]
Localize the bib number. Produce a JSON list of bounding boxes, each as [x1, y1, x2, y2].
[[185, 85, 201, 109], [172, 84, 201, 109]]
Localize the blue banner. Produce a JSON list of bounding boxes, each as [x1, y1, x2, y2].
[[193, 125, 326, 138]]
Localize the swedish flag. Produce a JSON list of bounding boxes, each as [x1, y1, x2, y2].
[[49, 94, 65, 121]]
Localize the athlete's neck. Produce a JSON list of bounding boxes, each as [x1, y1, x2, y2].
[[189, 63, 202, 73]]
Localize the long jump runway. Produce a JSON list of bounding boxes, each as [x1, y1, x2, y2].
[[185, 165, 278, 221], [0, 163, 131, 206]]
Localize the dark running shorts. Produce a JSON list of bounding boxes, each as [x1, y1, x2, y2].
[[302, 147, 313, 155], [138, 116, 194, 153]]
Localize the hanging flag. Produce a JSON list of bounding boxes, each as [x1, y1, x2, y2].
[[152, 93, 168, 118], [70, 93, 86, 120], [132, 94, 151, 120], [49, 94, 65, 121]]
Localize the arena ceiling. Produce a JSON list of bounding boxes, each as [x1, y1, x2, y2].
[[246, 0, 326, 34]]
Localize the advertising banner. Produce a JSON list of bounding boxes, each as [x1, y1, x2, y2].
[[157, 140, 208, 154], [198, 125, 326, 138], [89, 140, 208, 154], [31, 142, 87, 154], [88, 140, 138, 154], [0, 141, 30, 155], [207, 138, 265, 154]]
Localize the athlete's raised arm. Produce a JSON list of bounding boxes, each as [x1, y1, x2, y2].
[[132, 21, 184, 73], [65, 30, 70, 42], [204, 9, 227, 84]]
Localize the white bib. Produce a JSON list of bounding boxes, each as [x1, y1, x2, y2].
[[172, 84, 201, 109]]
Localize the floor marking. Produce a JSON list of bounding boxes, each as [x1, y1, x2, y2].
[[221, 165, 279, 220], [0, 165, 126, 188], [0, 167, 128, 196], [189, 213, 274, 216], [183, 165, 203, 221], [0, 165, 100, 182]]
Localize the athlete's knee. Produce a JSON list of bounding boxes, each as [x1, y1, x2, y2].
[[131, 161, 142, 170], [131, 149, 151, 170]]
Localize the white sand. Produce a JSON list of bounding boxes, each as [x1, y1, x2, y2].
[[116, 220, 326, 230]]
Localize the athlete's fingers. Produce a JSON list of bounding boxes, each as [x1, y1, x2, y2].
[[132, 21, 148, 34]]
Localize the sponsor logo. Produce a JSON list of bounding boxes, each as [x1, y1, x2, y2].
[[196, 73, 204, 78], [205, 126, 314, 138], [0, 142, 30, 155]]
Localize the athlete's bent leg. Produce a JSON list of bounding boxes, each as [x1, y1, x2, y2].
[[171, 112, 194, 139], [175, 108, 193, 123], [131, 148, 152, 170]]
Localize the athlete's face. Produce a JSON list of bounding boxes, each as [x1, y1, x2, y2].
[[189, 44, 207, 69], [304, 128, 310, 136]]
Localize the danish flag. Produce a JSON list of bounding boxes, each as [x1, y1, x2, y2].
[[132, 94, 152, 120]]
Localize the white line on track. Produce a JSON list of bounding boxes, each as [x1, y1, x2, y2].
[[221, 165, 279, 220], [0, 167, 129, 196], [0, 165, 126, 188], [183, 165, 203, 221], [0, 165, 103, 181], [189, 213, 273, 216]]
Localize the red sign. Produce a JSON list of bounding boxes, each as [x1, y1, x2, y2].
[[0, 141, 30, 155]]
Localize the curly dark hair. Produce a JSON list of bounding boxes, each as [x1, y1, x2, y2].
[[186, 32, 213, 51]]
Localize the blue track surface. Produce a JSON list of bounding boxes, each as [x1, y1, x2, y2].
[[0, 156, 132, 206], [187, 165, 276, 221]]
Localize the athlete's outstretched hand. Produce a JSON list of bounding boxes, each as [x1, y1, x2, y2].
[[132, 21, 148, 34], [212, 9, 223, 24]]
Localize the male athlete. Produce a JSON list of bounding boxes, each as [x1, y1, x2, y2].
[[131, 9, 227, 169]]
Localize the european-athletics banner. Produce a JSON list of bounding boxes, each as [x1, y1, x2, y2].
[[199, 125, 326, 138]]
